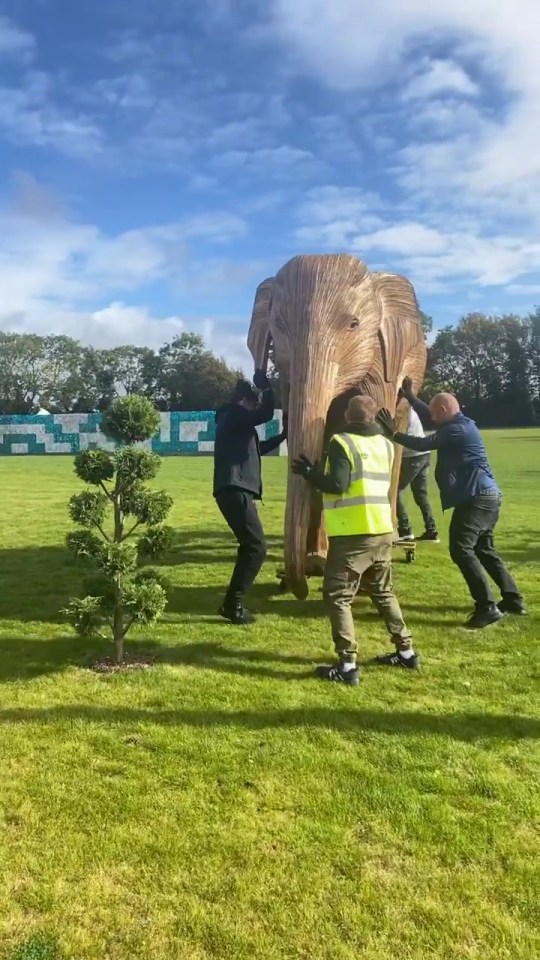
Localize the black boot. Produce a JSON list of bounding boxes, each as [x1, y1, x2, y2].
[[498, 595, 527, 615], [465, 606, 504, 629], [218, 602, 255, 625]]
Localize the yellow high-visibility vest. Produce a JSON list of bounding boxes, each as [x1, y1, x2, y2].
[[323, 432, 394, 537]]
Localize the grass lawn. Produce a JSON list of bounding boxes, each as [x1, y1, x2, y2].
[[0, 431, 538, 960]]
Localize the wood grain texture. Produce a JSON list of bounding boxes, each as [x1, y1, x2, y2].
[[247, 254, 426, 599]]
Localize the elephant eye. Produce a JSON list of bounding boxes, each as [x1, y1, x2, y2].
[[349, 318, 360, 329]]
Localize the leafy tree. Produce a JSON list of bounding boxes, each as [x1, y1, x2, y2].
[[527, 306, 540, 412], [0, 332, 45, 413], [73, 347, 118, 412], [157, 333, 240, 410], [425, 313, 537, 425], [419, 310, 433, 337], [106, 345, 161, 398], [266, 338, 283, 407], [64, 396, 173, 665], [38, 335, 89, 412]]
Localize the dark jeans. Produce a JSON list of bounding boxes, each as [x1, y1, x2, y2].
[[449, 494, 521, 611], [216, 488, 267, 604], [397, 454, 437, 536]]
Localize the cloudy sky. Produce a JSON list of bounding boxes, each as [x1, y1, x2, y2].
[[1, 0, 539, 371]]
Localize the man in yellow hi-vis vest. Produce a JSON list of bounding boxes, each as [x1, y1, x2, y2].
[[293, 395, 419, 685]]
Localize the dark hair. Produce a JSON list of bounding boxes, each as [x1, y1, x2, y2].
[[231, 379, 259, 403]]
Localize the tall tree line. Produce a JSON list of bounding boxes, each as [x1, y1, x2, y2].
[[1, 309, 539, 424], [0, 332, 242, 415], [424, 309, 540, 426]]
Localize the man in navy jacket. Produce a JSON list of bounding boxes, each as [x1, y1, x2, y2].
[[377, 381, 524, 629], [213, 372, 287, 624]]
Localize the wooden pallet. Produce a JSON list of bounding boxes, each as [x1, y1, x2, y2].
[[393, 539, 417, 564]]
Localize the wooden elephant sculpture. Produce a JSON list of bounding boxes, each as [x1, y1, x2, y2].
[[247, 254, 427, 600]]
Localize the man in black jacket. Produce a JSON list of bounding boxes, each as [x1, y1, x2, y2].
[[213, 370, 287, 624]]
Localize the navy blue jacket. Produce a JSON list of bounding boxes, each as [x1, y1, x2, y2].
[[394, 399, 499, 510]]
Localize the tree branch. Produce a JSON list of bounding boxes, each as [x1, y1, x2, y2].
[[122, 520, 142, 541], [99, 481, 114, 502], [122, 616, 136, 638]]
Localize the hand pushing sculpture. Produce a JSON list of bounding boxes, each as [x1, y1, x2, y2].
[[247, 254, 427, 600]]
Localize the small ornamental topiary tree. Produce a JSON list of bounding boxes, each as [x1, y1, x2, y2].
[[64, 395, 173, 665]]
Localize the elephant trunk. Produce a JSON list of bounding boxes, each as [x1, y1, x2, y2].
[[284, 349, 339, 600]]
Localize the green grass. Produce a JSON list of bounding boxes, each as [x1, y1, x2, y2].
[[0, 432, 538, 960]]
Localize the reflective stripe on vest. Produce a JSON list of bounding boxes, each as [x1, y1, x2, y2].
[[338, 432, 393, 482], [323, 432, 394, 537]]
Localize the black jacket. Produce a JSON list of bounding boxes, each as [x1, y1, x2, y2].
[[307, 422, 384, 494], [213, 388, 279, 498]]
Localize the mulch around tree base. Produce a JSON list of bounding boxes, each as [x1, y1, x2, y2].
[[91, 655, 155, 674]]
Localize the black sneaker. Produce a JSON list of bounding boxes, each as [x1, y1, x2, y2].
[[315, 663, 360, 686], [373, 650, 420, 670], [498, 597, 527, 616], [465, 607, 504, 629], [416, 531, 440, 543], [218, 603, 255, 625]]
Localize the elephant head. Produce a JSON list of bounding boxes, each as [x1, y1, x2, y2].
[[248, 254, 426, 599]]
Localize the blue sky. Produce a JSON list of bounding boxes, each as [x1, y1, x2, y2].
[[1, 0, 539, 370]]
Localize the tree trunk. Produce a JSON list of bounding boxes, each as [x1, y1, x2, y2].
[[113, 578, 124, 665], [112, 491, 124, 664]]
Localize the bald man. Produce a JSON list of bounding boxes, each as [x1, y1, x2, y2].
[[378, 380, 524, 629]]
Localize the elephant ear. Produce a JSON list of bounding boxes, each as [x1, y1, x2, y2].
[[247, 277, 274, 370], [371, 273, 425, 384]]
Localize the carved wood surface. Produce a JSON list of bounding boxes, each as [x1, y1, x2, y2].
[[247, 254, 426, 599]]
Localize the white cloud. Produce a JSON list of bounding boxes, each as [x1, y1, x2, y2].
[[0, 14, 35, 61], [2, 301, 251, 373], [294, 183, 540, 290], [212, 145, 325, 180], [266, 2, 540, 294], [0, 177, 254, 367], [78, 303, 186, 351], [269, 0, 540, 216], [354, 223, 448, 256], [298, 185, 383, 223], [403, 59, 478, 100], [0, 71, 102, 156], [506, 284, 540, 297], [269, 1, 537, 94], [358, 227, 540, 288]]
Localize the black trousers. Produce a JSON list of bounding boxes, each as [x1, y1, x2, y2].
[[216, 489, 267, 604], [449, 493, 521, 611], [397, 454, 437, 536]]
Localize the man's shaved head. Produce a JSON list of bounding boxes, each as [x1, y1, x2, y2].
[[429, 392, 460, 426], [345, 395, 377, 424]]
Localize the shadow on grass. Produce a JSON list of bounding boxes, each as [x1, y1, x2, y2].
[[0, 633, 110, 682], [502, 544, 540, 564], [0, 546, 82, 622], [0, 634, 322, 683], [0, 528, 285, 622], [0, 702, 537, 742], [164, 528, 284, 567]]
